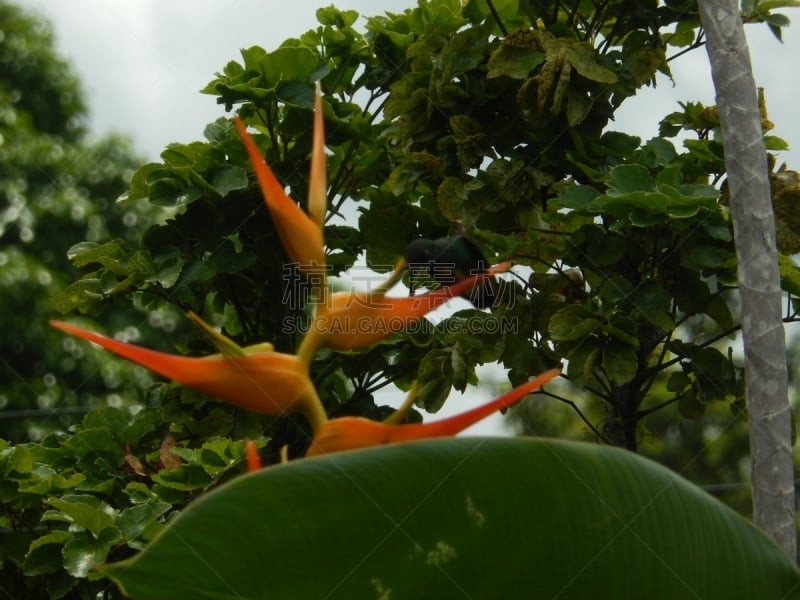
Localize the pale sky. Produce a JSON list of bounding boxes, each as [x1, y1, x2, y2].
[[17, 0, 800, 166], [16, 0, 800, 435]]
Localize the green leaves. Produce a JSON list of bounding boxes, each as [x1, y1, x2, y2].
[[202, 45, 323, 110], [556, 164, 720, 226], [102, 438, 800, 599]]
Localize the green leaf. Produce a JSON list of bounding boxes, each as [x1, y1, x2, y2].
[[678, 389, 706, 420], [61, 427, 120, 459], [607, 164, 655, 195], [44, 495, 117, 536], [779, 255, 800, 296], [667, 370, 691, 393], [117, 502, 172, 541], [437, 177, 480, 225], [567, 42, 617, 83], [416, 349, 452, 412], [600, 317, 640, 347], [704, 294, 734, 331], [102, 439, 800, 599], [151, 465, 212, 492], [63, 527, 123, 578], [550, 184, 600, 210], [630, 280, 674, 330], [549, 305, 600, 341], [23, 530, 73, 576], [261, 47, 319, 88], [1, 444, 33, 476], [683, 245, 737, 270], [18, 464, 85, 495], [209, 166, 248, 196], [765, 134, 790, 151], [603, 343, 638, 386], [765, 12, 791, 26], [756, 0, 800, 11], [487, 45, 545, 79]]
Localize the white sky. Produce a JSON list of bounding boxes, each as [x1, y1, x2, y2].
[[16, 0, 800, 435], [17, 0, 800, 166]]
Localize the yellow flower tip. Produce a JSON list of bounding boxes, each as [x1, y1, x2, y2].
[[186, 310, 246, 358], [305, 368, 561, 457], [244, 439, 262, 472], [370, 258, 408, 299], [232, 115, 325, 272], [49, 319, 319, 419], [308, 82, 327, 229]]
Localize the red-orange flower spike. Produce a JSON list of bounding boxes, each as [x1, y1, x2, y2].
[[244, 439, 262, 472], [305, 368, 560, 457], [49, 320, 326, 429], [233, 115, 325, 271]]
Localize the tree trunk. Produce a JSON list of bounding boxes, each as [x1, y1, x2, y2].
[[698, 0, 796, 560]]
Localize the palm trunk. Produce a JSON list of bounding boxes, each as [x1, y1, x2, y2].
[[698, 0, 796, 560]]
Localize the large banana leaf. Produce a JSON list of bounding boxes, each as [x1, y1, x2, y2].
[[103, 438, 800, 599]]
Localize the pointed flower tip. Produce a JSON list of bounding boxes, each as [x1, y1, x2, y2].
[[50, 319, 320, 419], [305, 368, 561, 457], [244, 439, 262, 472], [489, 261, 512, 275], [233, 114, 324, 271], [308, 83, 327, 229], [311, 261, 518, 353]]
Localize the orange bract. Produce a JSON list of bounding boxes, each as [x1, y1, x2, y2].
[[310, 262, 512, 352], [244, 439, 262, 472], [233, 116, 325, 272], [305, 368, 560, 457], [50, 320, 323, 426]]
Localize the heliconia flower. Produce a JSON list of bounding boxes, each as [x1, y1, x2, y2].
[[295, 262, 512, 362], [305, 368, 561, 457], [233, 89, 326, 273], [49, 320, 328, 430]]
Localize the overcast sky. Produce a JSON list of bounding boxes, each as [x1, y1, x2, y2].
[[17, 0, 800, 167], [17, 0, 800, 435]]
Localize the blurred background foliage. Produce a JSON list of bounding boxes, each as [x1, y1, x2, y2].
[[2, 0, 800, 596], [0, 1, 177, 444]]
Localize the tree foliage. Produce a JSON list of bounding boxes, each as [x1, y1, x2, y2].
[[3, 0, 800, 596], [0, 1, 168, 444], [62, 0, 800, 450]]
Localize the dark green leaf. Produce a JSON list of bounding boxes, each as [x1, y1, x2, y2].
[[678, 390, 706, 420], [23, 531, 73, 576], [667, 370, 691, 393], [102, 439, 800, 600], [630, 280, 673, 330], [603, 343, 638, 386], [549, 305, 600, 341]]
